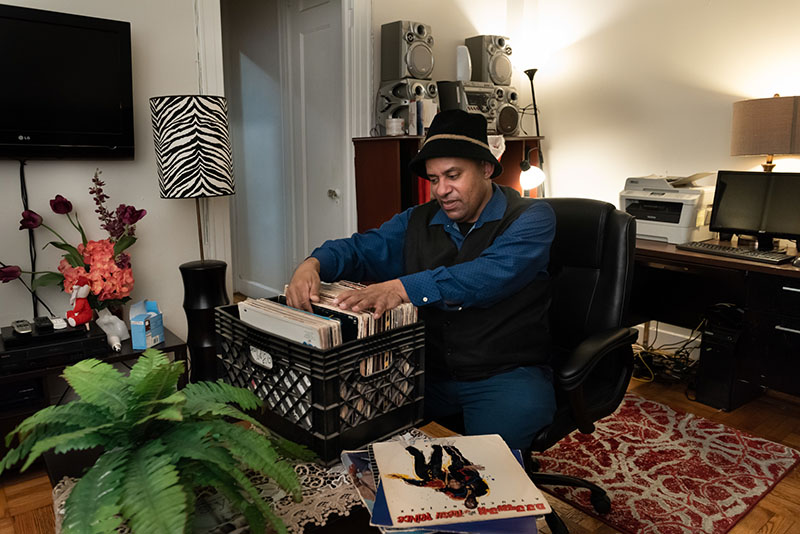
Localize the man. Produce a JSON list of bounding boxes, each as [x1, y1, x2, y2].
[[286, 109, 556, 450]]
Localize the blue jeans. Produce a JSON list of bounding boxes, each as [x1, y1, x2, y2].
[[424, 365, 556, 450]]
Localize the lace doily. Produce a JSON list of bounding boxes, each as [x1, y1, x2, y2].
[[52, 428, 433, 534]]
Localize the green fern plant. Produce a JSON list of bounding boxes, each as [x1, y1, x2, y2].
[[0, 349, 314, 534]]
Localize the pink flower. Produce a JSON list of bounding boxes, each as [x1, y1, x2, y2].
[[19, 210, 43, 230], [50, 195, 73, 214], [57, 239, 135, 301]]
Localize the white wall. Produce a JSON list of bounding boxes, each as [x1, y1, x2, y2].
[[0, 0, 205, 339], [371, 0, 800, 206]]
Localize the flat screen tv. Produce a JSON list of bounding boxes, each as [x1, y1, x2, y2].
[[0, 5, 134, 159]]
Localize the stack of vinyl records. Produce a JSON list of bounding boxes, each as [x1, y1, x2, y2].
[[237, 281, 418, 349], [342, 434, 552, 533]]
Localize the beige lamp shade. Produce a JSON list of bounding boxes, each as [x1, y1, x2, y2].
[[730, 96, 800, 156]]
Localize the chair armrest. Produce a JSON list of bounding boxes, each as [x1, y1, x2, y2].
[[555, 327, 638, 434], [557, 327, 638, 390]]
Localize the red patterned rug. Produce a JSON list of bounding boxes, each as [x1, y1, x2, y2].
[[537, 393, 800, 534]]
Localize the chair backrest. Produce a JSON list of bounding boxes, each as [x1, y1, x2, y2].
[[528, 198, 636, 452], [544, 198, 636, 350]]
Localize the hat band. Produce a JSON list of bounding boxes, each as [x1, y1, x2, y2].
[[422, 134, 491, 151]]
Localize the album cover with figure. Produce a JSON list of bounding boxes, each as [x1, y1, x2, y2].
[[371, 434, 551, 528]]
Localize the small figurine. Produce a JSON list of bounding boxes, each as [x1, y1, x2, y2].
[[66, 275, 93, 327]]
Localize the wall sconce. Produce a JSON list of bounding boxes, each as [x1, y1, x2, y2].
[[730, 94, 800, 171], [520, 149, 546, 197]]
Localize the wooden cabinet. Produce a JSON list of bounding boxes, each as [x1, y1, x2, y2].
[[352, 135, 543, 233]]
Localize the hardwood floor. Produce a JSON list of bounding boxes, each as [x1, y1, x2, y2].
[[0, 469, 54, 534], [1, 379, 798, 534]]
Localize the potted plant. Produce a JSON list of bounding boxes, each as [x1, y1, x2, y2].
[[0, 349, 313, 534]]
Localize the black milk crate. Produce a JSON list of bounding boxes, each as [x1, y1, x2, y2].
[[214, 304, 425, 465]]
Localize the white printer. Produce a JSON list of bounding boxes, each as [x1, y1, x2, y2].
[[620, 174, 715, 244]]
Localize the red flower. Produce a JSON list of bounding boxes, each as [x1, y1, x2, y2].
[[50, 195, 73, 214], [19, 210, 43, 230], [0, 265, 22, 283]]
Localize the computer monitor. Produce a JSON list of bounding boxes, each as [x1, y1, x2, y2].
[[710, 170, 800, 250]]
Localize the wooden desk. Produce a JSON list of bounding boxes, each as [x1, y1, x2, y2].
[[632, 238, 800, 400]]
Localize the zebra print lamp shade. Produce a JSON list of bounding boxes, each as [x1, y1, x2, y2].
[[150, 95, 235, 198]]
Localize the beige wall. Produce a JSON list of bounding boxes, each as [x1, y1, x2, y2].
[[0, 0, 202, 337], [372, 0, 800, 205]]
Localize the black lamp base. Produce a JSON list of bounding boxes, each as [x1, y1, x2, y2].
[[179, 259, 229, 382]]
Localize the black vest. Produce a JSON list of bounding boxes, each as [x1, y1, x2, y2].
[[404, 186, 552, 380]]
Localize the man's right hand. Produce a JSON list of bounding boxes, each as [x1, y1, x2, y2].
[[285, 257, 321, 312]]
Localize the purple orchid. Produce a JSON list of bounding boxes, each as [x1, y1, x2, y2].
[[50, 195, 73, 215], [0, 265, 22, 283], [19, 210, 43, 230]]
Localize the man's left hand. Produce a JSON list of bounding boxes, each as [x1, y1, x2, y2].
[[333, 279, 410, 319]]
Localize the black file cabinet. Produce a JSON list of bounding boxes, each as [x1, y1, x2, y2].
[[747, 274, 800, 395]]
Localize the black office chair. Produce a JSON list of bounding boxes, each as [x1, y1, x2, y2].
[[528, 198, 638, 534]]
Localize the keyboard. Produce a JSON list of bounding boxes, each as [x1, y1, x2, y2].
[[676, 241, 794, 265]]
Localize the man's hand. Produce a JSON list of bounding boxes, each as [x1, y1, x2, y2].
[[333, 279, 410, 319], [285, 257, 321, 312]]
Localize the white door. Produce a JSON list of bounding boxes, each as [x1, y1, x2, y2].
[[222, 0, 289, 297], [285, 0, 349, 263]]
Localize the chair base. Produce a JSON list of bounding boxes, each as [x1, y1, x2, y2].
[[545, 510, 569, 534]]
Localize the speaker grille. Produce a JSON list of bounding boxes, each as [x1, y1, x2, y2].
[[496, 105, 520, 135], [407, 43, 434, 79]]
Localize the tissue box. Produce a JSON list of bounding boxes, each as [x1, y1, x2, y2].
[[130, 300, 164, 350]]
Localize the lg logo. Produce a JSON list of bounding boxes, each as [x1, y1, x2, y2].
[[17, 135, 31, 141]]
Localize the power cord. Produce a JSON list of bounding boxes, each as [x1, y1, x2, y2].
[[19, 159, 40, 318], [632, 320, 704, 388]]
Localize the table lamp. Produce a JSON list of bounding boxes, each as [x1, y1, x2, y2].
[[730, 94, 800, 171], [150, 94, 235, 382]]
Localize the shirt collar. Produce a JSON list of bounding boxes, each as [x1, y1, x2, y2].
[[430, 183, 506, 228]]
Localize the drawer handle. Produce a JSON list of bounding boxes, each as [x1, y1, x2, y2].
[[775, 325, 800, 335], [781, 286, 800, 293]]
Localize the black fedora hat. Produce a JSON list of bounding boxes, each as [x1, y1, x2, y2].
[[409, 109, 503, 179]]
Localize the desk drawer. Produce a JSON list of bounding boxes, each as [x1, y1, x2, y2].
[[748, 275, 800, 317], [756, 313, 800, 396]]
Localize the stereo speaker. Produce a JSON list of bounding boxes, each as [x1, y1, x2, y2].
[[381, 20, 435, 81], [376, 79, 439, 135], [493, 85, 521, 135], [440, 81, 520, 135], [465, 35, 513, 86]]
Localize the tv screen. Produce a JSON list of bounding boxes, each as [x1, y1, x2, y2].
[[0, 5, 134, 159]]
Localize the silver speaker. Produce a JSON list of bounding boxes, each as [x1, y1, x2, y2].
[[465, 35, 513, 86], [381, 20, 435, 81], [493, 86, 521, 135], [376, 79, 439, 135]]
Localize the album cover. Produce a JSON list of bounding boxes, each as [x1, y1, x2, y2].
[[371, 435, 550, 528]]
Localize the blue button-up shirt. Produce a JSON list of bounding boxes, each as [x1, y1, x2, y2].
[[310, 184, 555, 309]]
